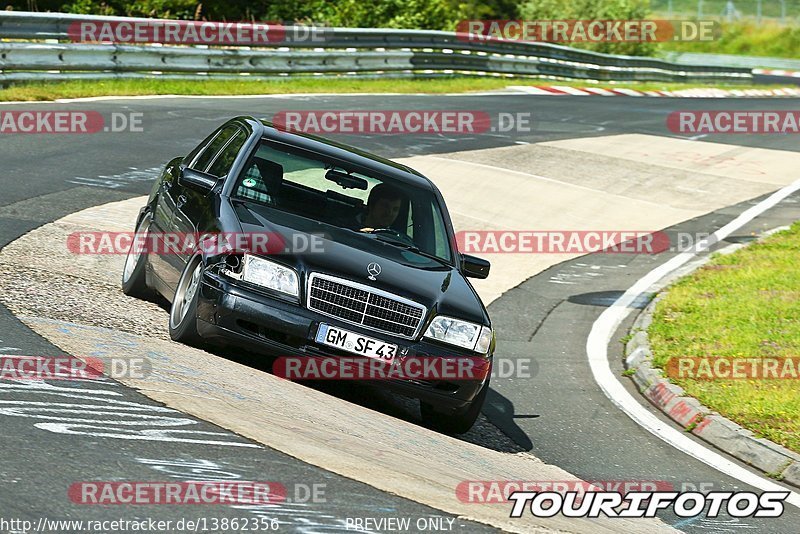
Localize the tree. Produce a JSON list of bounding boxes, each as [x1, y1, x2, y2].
[[519, 0, 656, 56]]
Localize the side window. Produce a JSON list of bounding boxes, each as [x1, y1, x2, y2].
[[190, 125, 239, 172], [207, 129, 246, 178], [184, 128, 220, 165]]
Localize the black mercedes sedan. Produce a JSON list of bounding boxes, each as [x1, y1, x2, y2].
[[122, 116, 494, 433]]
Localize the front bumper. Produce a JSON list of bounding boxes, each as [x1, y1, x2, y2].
[[196, 271, 490, 413]]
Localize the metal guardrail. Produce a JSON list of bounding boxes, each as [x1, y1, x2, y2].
[[0, 11, 754, 84], [663, 52, 800, 71]]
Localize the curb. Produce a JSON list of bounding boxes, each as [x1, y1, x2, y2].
[[508, 85, 800, 97], [623, 238, 800, 489], [754, 68, 800, 78]]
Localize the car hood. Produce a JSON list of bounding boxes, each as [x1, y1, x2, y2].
[[229, 201, 489, 327]]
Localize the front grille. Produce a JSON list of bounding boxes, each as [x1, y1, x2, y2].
[[307, 273, 425, 338]]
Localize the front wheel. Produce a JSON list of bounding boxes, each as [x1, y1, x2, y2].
[[421, 372, 490, 435], [169, 255, 203, 345], [121, 215, 152, 299]]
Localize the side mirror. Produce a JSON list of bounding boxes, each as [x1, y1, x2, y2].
[[179, 166, 218, 193], [461, 254, 490, 279]]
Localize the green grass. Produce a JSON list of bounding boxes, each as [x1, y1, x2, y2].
[[0, 76, 787, 102], [659, 21, 800, 60], [0, 77, 519, 101], [651, 0, 800, 21], [648, 223, 800, 453]]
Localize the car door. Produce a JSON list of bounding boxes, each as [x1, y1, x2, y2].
[[151, 125, 233, 294], [149, 135, 215, 290], [167, 125, 248, 289]]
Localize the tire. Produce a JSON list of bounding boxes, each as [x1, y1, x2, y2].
[[421, 371, 491, 435], [168, 255, 203, 345], [121, 215, 152, 299]]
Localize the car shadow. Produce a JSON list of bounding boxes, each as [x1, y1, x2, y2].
[[483, 389, 535, 450]]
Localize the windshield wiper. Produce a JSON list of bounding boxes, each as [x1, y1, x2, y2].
[[370, 232, 449, 265]]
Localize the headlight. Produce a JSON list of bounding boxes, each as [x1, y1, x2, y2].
[[241, 254, 299, 297], [424, 316, 493, 353]]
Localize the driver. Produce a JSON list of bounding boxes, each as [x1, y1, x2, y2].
[[353, 183, 406, 231]]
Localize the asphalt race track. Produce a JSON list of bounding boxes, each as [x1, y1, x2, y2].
[[1, 92, 799, 533]]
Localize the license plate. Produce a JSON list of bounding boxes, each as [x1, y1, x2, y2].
[[315, 323, 397, 363]]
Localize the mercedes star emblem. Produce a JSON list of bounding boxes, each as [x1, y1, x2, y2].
[[367, 262, 382, 280]]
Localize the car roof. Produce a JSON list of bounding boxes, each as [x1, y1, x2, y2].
[[240, 117, 436, 191]]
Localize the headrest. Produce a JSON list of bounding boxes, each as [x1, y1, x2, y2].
[[253, 158, 284, 191]]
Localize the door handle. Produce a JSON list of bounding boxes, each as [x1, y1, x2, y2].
[[177, 194, 188, 208]]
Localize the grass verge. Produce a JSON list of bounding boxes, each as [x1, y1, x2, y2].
[[657, 21, 800, 61], [648, 223, 800, 454], [0, 77, 517, 101], [0, 77, 790, 102]]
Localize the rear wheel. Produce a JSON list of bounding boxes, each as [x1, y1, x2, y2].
[[421, 371, 490, 435], [169, 255, 203, 345], [121, 215, 151, 299]]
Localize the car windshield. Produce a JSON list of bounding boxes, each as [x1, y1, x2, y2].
[[231, 140, 453, 263]]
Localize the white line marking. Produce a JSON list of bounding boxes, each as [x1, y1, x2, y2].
[[586, 178, 800, 509]]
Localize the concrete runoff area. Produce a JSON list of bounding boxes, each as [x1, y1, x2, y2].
[[397, 134, 800, 304], [3, 133, 800, 532]]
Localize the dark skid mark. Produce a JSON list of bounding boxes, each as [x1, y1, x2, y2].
[[567, 290, 651, 309], [528, 299, 564, 342], [723, 235, 758, 244]]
